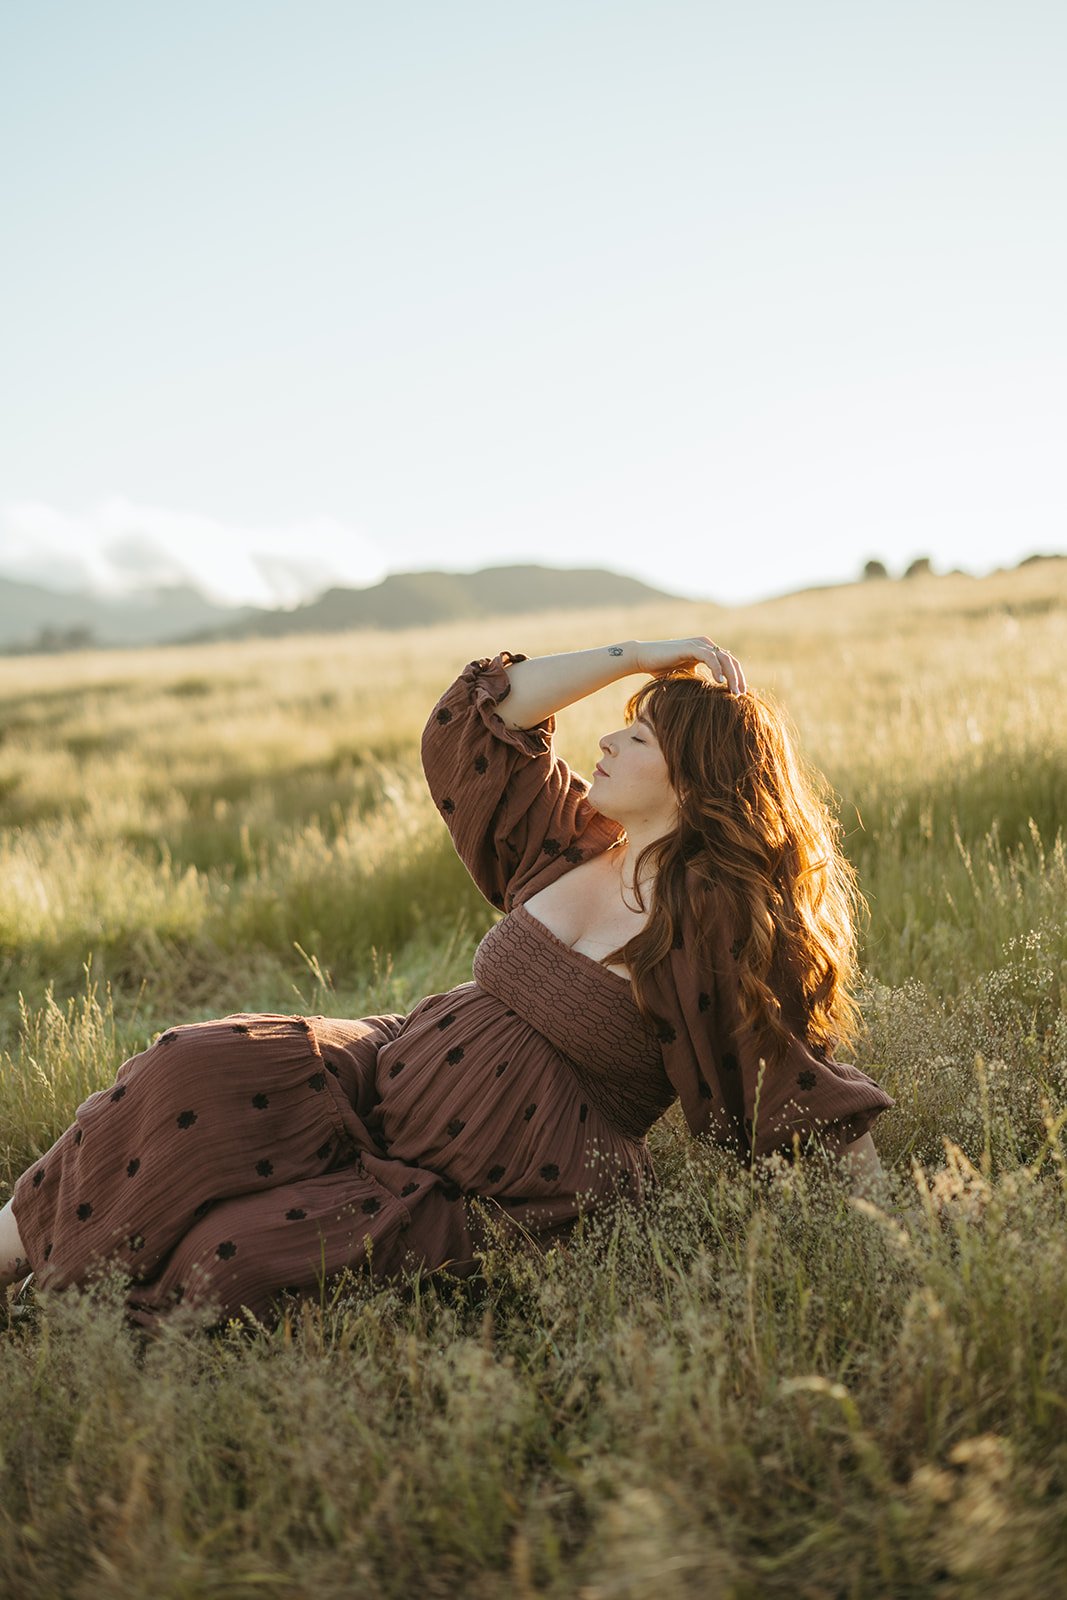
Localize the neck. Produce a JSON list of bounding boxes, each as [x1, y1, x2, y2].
[[611, 819, 675, 900]]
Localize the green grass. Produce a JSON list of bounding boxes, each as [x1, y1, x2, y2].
[[1, 563, 1065, 1597]]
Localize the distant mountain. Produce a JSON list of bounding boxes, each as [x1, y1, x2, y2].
[[180, 565, 683, 642], [0, 565, 683, 653], [0, 575, 255, 652]]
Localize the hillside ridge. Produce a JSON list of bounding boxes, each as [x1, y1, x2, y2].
[[0, 563, 682, 653]]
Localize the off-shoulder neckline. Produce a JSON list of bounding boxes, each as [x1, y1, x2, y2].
[[511, 900, 633, 989]]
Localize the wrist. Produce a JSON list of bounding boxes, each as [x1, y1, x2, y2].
[[606, 639, 639, 676]]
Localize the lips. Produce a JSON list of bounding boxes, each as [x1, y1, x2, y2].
[[594, 762, 609, 777]]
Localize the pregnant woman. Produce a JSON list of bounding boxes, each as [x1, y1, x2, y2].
[[0, 638, 892, 1333]]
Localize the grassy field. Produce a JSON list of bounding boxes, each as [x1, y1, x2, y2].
[[1, 560, 1064, 1597]]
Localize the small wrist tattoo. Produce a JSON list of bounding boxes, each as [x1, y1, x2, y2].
[[607, 645, 624, 657]]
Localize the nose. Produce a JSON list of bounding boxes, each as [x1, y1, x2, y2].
[[599, 732, 617, 756]]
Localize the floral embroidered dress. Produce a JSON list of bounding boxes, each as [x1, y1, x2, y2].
[[10, 652, 892, 1332]]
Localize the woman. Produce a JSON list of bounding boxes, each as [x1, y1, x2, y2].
[[0, 637, 892, 1331]]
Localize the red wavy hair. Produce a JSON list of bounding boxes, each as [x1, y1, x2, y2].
[[603, 668, 864, 1066]]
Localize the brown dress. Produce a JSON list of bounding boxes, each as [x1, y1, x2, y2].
[[11, 650, 892, 1332]]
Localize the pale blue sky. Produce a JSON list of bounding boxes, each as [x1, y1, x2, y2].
[[2, 0, 1064, 606]]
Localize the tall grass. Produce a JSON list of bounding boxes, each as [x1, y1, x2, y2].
[[1, 561, 1065, 1596]]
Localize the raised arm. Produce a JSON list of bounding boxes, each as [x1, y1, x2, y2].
[[497, 637, 746, 729]]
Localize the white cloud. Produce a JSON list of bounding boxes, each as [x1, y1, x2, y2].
[[0, 498, 387, 606]]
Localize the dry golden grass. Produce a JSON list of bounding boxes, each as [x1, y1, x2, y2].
[[0, 559, 1064, 1597]]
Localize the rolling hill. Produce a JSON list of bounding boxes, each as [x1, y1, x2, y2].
[[0, 565, 683, 652]]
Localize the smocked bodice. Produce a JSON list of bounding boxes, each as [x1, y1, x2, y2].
[[472, 901, 676, 1139]]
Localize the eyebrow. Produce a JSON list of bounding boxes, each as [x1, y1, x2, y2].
[[634, 716, 656, 733]]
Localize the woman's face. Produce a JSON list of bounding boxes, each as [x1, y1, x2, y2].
[[587, 712, 680, 830]]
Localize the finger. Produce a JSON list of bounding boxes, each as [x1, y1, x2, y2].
[[714, 647, 744, 695], [700, 641, 730, 687], [691, 638, 727, 683], [722, 650, 747, 695]]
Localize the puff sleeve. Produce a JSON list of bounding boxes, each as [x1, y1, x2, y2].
[[421, 651, 622, 912], [646, 890, 894, 1161]]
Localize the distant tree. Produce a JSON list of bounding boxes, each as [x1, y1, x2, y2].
[[862, 559, 889, 581], [903, 556, 933, 579], [29, 624, 96, 653]]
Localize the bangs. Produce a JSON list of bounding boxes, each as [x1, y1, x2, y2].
[[626, 670, 720, 732]]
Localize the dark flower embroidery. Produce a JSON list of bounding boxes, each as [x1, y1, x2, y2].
[[490, 891, 504, 907], [76, 1202, 93, 1221], [159, 1031, 178, 1044], [32, 1168, 45, 1187], [436, 707, 453, 724], [216, 1241, 237, 1260], [315, 1142, 333, 1161], [252, 1093, 270, 1109], [446, 1046, 465, 1065], [256, 1159, 273, 1177], [231, 1022, 250, 1034], [563, 845, 583, 864], [698, 992, 711, 1012], [436, 1013, 456, 1028], [487, 1165, 505, 1182], [656, 1021, 676, 1045], [307, 1072, 326, 1092], [446, 1118, 466, 1137], [110, 1085, 126, 1102], [176, 1110, 198, 1129], [474, 754, 489, 774], [128, 1233, 145, 1252], [193, 1200, 212, 1219], [540, 1163, 560, 1181], [722, 1053, 739, 1074], [495, 1059, 510, 1076], [400, 1181, 419, 1196], [43, 1243, 53, 1260], [697, 1077, 713, 1101], [325, 1058, 338, 1076], [73, 1128, 82, 1145], [441, 797, 455, 814], [797, 1070, 817, 1091], [441, 1180, 462, 1201], [523, 1103, 537, 1121], [579, 1103, 588, 1122], [361, 1197, 381, 1214], [126, 1158, 140, 1177], [388, 1059, 406, 1077], [541, 838, 561, 856], [286, 1208, 307, 1221]]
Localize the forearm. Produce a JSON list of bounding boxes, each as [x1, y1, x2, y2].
[[839, 1131, 885, 1199], [497, 641, 641, 729]]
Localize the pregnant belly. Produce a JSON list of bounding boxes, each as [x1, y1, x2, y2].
[[372, 984, 647, 1202]]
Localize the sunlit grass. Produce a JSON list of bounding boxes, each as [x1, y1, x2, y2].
[[1, 560, 1065, 1595]]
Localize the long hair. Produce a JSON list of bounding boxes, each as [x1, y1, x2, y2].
[[603, 669, 864, 1066]]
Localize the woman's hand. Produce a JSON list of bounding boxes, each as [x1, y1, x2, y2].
[[633, 637, 747, 695]]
